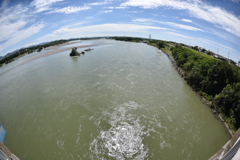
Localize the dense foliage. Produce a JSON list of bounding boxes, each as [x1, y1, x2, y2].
[[171, 45, 240, 130], [214, 83, 240, 130], [111, 37, 168, 49], [147, 40, 167, 49], [0, 39, 69, 66], [110, 36, 146, 42]]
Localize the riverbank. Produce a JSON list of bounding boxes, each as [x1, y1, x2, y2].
[[159, 48, 234, 136], [0, 42, 97, 76], [20, 43, 97, 66]]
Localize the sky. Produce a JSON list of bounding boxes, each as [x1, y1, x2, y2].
[[0, 0, 240, 62]]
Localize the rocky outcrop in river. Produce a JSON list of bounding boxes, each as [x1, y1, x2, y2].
[[70, 47, 94, 56], [69, 47, 80, 56]]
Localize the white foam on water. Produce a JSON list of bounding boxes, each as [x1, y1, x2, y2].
[[76, 124, 82, 144], [100, 121, 147, 159], [159, 140, 171, 149], [56, 140, 65, 149], [90, 101, 148, 160]]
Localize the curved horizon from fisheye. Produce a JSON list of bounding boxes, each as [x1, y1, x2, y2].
[[0, 0, 240, 62], [1, 0, 240, 160]]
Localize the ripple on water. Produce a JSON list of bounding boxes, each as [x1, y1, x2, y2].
[[90, 101, 148, 160]]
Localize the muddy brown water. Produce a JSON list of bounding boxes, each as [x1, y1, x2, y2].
[[0, 39, 230, 160]]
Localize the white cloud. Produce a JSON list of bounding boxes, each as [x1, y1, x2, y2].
[[128, 11, 139, 13], [0, 0, 45, 55], [0, 4, 28, 42], [37, 23, 169, 42], [162, 31, 237, 57], [133, 18, 152, 22], [162, 21, 202, 31], [88, 2, 108, 6], [198, 37, 235, 52], [101, 10, 113, 13], [107, 6, 126, 9], [86, 0, 112, 6], [121, 0, 240, 38], [31, 0, 64, 13], [48, 6, 91, 14], [132, 18, 154, 25], [0, 23, 45, 53], [121, 0, 190, 9], [231, 0, 240, 3], [164, 31, 192, 39], [181, 19, 193, 23], [133, 18, 203, 31]]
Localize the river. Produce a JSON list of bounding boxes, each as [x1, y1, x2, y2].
[[0, 39, 230, 160]]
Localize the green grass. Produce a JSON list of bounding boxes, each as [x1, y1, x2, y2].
[[188, 48, 215, 59], [161, 48, 172, 55], [147, 42, 158, 47]]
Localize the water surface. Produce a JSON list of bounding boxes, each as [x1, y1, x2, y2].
[[0, 39, 230, 160]]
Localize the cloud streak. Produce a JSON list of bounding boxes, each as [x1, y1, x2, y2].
[[0, 3, 28, 42], [133, 18, 203, 31], [231, 0, 240, 3], [87, 0, 112, 6], [0, 23, 44, 53], [31, 0, 64, 13], [0, 0, 45, 54], [181, 19, 192, 23], [121, 0, 240, 38], [37, 23, 169, 42], [48, 6, 91, 14]]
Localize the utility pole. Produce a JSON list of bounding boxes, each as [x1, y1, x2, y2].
[[228, 52, 230, 64]]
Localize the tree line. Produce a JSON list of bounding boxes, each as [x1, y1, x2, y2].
[[110, 36, 240, 130], [0, 39, 70, 66], [110, 36, 147, 42], [171, 45, 240, 130]]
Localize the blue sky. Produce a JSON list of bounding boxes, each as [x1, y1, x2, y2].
[[0, 0, 240, 62]]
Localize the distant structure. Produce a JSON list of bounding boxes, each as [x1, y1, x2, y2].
[[228, 52, 230, 64], [238, 60, 240, 67], [149, 34, 151, 40]]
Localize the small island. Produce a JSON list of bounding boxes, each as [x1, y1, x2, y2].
[[84, 48, 93, 52], [69, 47, 94, 56], [69, 47, 80, 56]]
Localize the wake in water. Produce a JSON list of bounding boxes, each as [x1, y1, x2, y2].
[[90, 101, 148, 160]]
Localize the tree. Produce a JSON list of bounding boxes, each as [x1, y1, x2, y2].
[[206, 50, 214, 56], [214, 83, 240, 130], [192, 46, 199, 51], [158, 41, 166, 49]]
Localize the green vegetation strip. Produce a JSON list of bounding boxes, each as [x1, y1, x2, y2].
[[111, 36, 240, 131], [0, 39, 70, 65], [171, 45, 240, 131]]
